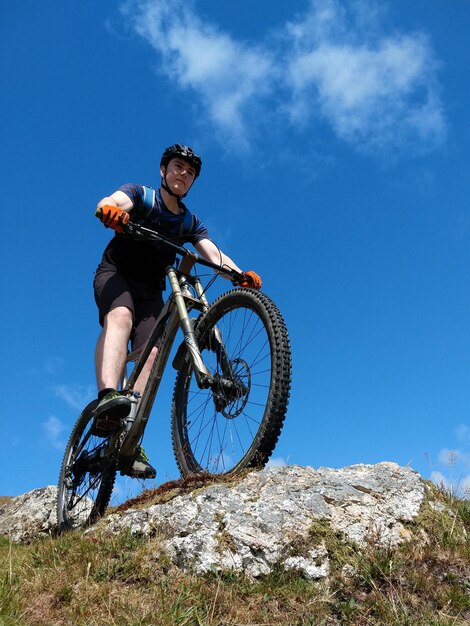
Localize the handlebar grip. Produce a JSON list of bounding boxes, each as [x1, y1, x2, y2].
[[235, 270, 262, 290], [95, 205, 130, 232]]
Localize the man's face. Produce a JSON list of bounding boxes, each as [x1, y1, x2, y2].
[[161, 158, 196, 196]]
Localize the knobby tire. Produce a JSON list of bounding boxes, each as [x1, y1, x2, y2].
[[57, 400, 117, 533], [171, 288, 291, 476]]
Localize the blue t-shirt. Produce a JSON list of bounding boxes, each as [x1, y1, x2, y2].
[[101, 184, 209, 289]]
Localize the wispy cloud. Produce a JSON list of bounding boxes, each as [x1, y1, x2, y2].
[[43, 415, 66, 451], [461, 475, 470, 497], [438, 448, 470, 469], [22, 355, 65, 378], [54, 384, 95, 411], [121, 0, 275, 152], [432, 446, 470, 496], [285, 0, 445, 154], [45, 356, 64, 375], [456, 424, 470, 443], [120, 0, 446, 156], [267, 456, 289, 468]]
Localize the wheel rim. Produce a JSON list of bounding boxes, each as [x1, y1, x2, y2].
[[58, 414, 112, 529], [179, 303, 272, 474]]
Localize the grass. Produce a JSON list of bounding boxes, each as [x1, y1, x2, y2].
[[115, 470, 253, 512], [0, 483, 469, 626]]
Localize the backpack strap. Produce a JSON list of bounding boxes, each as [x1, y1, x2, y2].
[[143, 185, 194, 236], [141, 185, 156, 217], [179, 208, 194, 237]]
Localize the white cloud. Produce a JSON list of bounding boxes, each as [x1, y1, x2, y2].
[[120, 0, 446, 157], [438, 448, 460, 466], [54, 384, 95, 411], [45, 356, 64, 375], [460, 475, 470, 498], [433, 447, 470, 496], [456, 424, 470, 442], [285, 1, 445, 153], [43, 415, 66, 451], [122, 0, 275, 151], [266, 456, 289, 468], [438, 448, 470, 469]]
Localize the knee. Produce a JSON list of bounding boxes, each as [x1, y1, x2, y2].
[[104, 306, 133, 333]]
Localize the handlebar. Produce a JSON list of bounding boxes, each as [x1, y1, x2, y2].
[[95, 207, 245, 283]]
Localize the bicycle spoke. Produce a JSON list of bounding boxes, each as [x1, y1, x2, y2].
[[172, 289, 290, 477], [175, 303, 272, 473], [58, 401, 117, 531]]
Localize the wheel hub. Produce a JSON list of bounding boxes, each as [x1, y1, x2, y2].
[[212, 358, 251, 418]]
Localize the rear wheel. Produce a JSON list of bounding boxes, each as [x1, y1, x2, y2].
[[171, 289, 291, 476], [57, 400, 117, 532]]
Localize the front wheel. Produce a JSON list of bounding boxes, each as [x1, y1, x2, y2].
[[171, 289, 291, 476], [57, 400, 117, 533]]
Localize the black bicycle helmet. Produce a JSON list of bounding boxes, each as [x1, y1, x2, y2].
[[160, 144, 202, 178]]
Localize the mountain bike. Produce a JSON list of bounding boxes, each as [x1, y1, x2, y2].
[[57, 219, 292, 532]]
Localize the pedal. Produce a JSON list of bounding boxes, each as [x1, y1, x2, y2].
[[90, 415, 122, 438]]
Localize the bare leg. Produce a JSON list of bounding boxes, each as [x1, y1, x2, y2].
[[95, 306, 133, 391], [133, 346, 158, 398]]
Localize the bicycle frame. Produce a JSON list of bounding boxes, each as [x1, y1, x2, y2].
[[57, 216, 289, 532], [95, 220, 244, 462], [117, 261, 219, 459]]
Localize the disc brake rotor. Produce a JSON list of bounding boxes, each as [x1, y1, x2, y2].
[[212, 358, 251, 419]]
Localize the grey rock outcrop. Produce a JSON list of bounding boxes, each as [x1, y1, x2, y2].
[[100, 462, 426, 580], [0, 486, 58, 542], [0, 463, 430, 580]]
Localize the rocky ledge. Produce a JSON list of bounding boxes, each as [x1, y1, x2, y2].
[[0, 486, 58, 543], [0, 462, 445, 581]]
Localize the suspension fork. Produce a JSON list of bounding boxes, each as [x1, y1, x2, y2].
[[190, 274, 237, 382], [181, 266, 238, 382], [166, 266, 214, 389]]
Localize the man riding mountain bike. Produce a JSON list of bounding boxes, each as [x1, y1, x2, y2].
[[92, 144, 262, 480]]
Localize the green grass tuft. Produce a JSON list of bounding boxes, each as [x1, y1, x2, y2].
[[1, 488, 469, 625]]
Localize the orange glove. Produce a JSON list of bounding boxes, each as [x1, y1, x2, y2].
[[239, 271, 262, 290], [96, 205, 130, 233]]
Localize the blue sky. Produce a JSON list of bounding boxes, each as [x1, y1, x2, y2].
[[1, 0, 470, 500]]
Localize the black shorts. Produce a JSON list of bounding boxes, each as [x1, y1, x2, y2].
[[93, 262, 165, 351]]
